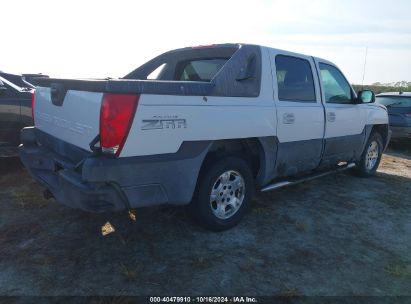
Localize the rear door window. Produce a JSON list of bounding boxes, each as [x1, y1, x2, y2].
[[175, 58, 228, 82], [275, 55, 316, 102]]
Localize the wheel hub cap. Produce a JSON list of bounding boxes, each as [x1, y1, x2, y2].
[[365, 140, 379, 170], [210, 170, 245, 220]]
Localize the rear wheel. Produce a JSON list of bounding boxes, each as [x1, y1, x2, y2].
[[355, 132, 383, 177], [189, 156, 255, 231]]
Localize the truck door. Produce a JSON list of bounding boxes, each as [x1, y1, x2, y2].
[[315, 60, 366, 166], [270, 52, 325, 176]]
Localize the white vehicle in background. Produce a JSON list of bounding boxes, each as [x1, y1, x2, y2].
[[20, 43, 390, 231]]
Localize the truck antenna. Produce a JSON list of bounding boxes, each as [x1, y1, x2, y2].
[[361, 47, 368, 89]]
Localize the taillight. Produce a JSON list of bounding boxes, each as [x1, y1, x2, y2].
[[31, 90, 35, 124], [100, 93, 139, 157]]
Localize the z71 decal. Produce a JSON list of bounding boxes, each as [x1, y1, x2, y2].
[[142, 118, 187, 130]]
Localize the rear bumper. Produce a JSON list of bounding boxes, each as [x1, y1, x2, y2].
[[19, 136, 133, 212], [19, 127, 209, 212], [390, 125, 411, 139]]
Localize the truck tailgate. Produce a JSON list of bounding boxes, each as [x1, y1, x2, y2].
[[34, 86, 103, 151]]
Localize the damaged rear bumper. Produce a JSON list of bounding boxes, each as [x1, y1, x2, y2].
[[19, 127, 209, 212], [19, 131, 129, 212]]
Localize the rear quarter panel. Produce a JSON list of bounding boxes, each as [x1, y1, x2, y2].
[[122, 96, 277, 157]]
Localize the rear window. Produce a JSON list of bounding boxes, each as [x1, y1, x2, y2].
[[376, 96, 411, 108], [176, 58, 228, 82]]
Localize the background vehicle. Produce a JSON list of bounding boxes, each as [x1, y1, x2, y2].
[[0, 72, 35, 156], [375, 92, 411, 140], [0, 72, 48, 156], [19, 44, 390, 231]]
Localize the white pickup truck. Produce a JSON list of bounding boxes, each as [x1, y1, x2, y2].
[[20, 44, 391, 231]]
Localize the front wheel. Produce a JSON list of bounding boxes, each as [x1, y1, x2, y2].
[[189, 156, 255, 231], [355, 132, 383, 177]]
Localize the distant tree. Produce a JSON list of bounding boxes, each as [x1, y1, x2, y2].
[[352, 84, 411, 94]]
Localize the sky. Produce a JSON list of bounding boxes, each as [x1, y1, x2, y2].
[[1, 0, 410, 84]]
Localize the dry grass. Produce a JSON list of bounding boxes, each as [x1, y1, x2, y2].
[[380, 191, 410, 209], [239, 261, 255, 272], [119, 263, 138, 281], [280, 287, 303, 297], [0, 149, 410, 295], [189, 253, 225, 268], [379, 154, 411, 179], [252, 201, 272, 215], [11, 189, 49, 208], [295, 221, 308, 232], [0, 222, 43, 262], [384, 264, 411, 278]]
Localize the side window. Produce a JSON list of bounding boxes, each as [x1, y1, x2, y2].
[[319, 63, 353, 104], [275, 55, 316, 102], [147, 63, 166, 80], [175, 58, 228, 82]]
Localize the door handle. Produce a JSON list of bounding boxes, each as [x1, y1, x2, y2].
[[283, 113, 295, 124], [327, 112, 336, 122]]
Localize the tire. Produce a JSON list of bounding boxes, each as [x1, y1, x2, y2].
[[189, 156, 255, 232], [355, 132, 383, 177]]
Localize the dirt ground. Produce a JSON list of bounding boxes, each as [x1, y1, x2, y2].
[[0, 142, 410, 296]]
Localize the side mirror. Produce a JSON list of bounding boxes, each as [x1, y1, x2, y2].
[[357, 90, 375, 104], [0, 86, 7, 95]]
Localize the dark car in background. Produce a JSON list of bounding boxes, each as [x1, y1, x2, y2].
[[0, 72, 47, 156], [376, 92, 411, 140]]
